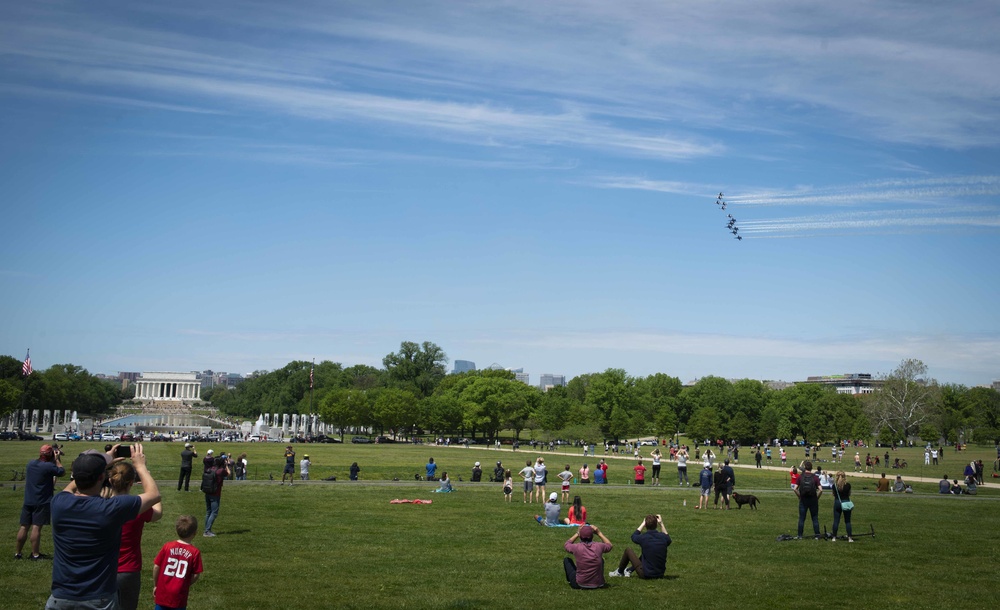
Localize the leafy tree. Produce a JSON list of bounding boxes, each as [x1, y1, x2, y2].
[[586, 368, 638, 437], [319, 388, 369, 440], [372, 388, 419, 437], [967, 386, 1000, 442], [0, 378, 21, 419], [726, 411, 755, 443], [687, 406, 722, 442], [919, 424, 940, 444], [383, 341, 448, 398]]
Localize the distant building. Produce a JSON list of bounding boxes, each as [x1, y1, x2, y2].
[[197, 370, 215, 389], [453, 360, 476, 374], [538, 374, 566, 391], [118, 372, 141, 383], [803, 373, 881, 395], [992, 380, 1000, 392], [765, 380, 794, 391]]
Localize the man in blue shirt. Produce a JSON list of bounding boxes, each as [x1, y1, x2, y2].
[[426, 457, 437, 481], [46, 445, 160, 609], [608, 514, 672, 579], [15, 444, 65, 560]]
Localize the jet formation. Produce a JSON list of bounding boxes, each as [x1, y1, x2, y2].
[[715, 193, 742, 240]]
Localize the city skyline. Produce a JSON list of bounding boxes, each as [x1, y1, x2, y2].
[[2, 2, 999, 388]]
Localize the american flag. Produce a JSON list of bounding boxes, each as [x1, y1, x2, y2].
[[309, 361, 314, 389], [22, 350, 32, 376]]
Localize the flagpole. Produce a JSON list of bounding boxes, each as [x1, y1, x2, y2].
[[17, 349, 31, 431], [308, 359, 315, 435]]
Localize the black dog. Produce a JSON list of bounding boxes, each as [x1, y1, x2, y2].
[[732, 492, 760, 510]]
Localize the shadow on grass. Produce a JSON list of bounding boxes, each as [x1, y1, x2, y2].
[[215, 529, 252, 535]]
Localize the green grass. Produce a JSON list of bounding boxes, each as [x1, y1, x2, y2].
[[2, 441, 998, 609]]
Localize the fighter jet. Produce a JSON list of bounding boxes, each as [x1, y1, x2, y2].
[[732, 227, 739, 234], [735, 235, 743, 241], [718, 192, 724, 199]]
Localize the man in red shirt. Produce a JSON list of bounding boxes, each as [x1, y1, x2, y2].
[[633, 459, 647, 485], [154, 514, 204, 609], [563, 525, 613, 589]]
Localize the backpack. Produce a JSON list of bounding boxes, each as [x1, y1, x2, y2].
[[201, 467, 219, 494], [798, 472, 817, 497], [234, 460, 245, 476]]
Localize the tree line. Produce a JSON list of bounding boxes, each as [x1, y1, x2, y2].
[[3, 348, 998, 445], [0, 355, 126, 423]]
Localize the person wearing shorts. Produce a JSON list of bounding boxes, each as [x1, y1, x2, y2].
[[16, 445, 65, 560], [520, 461, 535, 503], [558, 465, 574, 503], [696, 463, 712, 509], [282, 446, 295, 485]]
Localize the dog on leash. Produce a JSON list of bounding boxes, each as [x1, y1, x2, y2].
[[731, 492, 760, 510]]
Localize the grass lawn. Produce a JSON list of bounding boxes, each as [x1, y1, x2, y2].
[[1, 441, 998, 609]]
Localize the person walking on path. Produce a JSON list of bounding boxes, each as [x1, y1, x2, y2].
[[15, 444, 64, 560], [178, 443, 197, 491]]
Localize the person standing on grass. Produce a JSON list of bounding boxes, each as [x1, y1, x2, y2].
[[830, 471, 854, 542], [203, 449, 215, 473], [754, 449, 762, 469], [493, 461, 505, 483], [795, 460, 822, 539], [48, 445, 160, 609], [765, 446, 772, 464], [780, 448, 786, 466], [533, 457, 547, 503], [153, 515, 203, 610], [203, 456, 230, 537], [235, 452, 248, 481], [520, 461, 535, 503], [300, 454, 311, 481], [696, 463, 712, 509], [609, 514, 671, 579], [426, 457, 437, 481], [721, 460, 735, 507], [282, 446, 296, 485], [503, 469, 513, 502], [855, 452, 862, 472], [178, 443, 196, 491], [650, 448, 662, 486], [558, 464, 574, 503], [563, 525, 613, 589], [677, 448, 689, 486], [633, 459, 647, 485], [110, 460, 163, 610], [15, 444, 64, 561]]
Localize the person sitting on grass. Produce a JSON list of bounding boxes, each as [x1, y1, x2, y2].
[[893, 475, 906, 493], [536, 492, 570, 525], [950, 479, 962, 495], [964, 476, 978, 495], [567, 496, 587, 525], [563, 525, 613, 589], [939, 475, 950, 494], [608, 514, 671, 579], [435, 472, 453, 492], [876, 473, 890, 492]]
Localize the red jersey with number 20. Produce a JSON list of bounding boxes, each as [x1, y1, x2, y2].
[[154, 540, 203, 608]]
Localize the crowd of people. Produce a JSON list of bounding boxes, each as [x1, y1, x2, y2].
[[14, 443, 203, 609]]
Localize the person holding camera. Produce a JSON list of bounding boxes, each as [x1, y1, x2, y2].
[[15, 444, 65, 560], [178, 442, 197, 492], [47, 444, 160, 609], [608, 514, 671, 579]]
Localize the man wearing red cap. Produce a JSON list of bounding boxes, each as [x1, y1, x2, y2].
[[14, 444, 65, 560], [563, 524, 613, 589]]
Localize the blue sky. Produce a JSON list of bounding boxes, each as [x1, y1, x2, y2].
[[2, 1, 998, 387]]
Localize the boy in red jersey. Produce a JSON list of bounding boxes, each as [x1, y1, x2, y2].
[[153, 515, 203, 610]]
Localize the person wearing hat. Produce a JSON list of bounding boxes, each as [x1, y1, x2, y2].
[[15, 444, 65, 560], [300, 454, 311, 481], [536, 492, 570, 526], [492, 461, 504, 483], [471, 461, 482, 482], [178, 442, 197, 492], [48, 444, 160, 608], [563, 524, 613, 589], [282, 446, 296, 485], [203, 449, 215, 473]]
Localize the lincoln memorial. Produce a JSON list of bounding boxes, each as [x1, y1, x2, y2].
[[134, 372, 202, 401]]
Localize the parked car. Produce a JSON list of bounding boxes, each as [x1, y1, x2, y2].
[[314, 435, 342, 444], [19, 431, 44, 441], [351, 436, 372, 444], [53, 433, 70, 442], [100, 433, 120, 442], [374, 436, 396, 444], [67, 433, 82, 441], [247, 435, 262, 442], [0, 431, 18, 441]]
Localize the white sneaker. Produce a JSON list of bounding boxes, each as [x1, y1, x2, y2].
[[623, 568, 633, 578], [608, 570, 622, 578]]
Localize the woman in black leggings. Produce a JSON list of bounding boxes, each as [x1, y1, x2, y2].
[[831, 471, 853, 542]]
